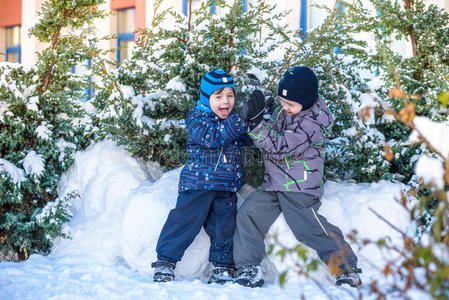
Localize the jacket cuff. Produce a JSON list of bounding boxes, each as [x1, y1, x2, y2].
[[248, 121, 266, 141]]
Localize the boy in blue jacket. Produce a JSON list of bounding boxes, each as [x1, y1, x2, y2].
[[151, 69, 250, 284]]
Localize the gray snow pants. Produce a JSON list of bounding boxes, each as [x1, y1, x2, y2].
[[233, 190, 358, 271]]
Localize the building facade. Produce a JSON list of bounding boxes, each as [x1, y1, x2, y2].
[[1, 0, 449, 65]]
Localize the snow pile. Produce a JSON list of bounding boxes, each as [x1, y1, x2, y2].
[[53, 140, 210, 278], [53, 140, 149, 265], [52, 140, 410, 284], [269, 180, 409, 282], [120, 168, 211, 278], [0, 140, 422, 299], [321, 181, 409, 277]]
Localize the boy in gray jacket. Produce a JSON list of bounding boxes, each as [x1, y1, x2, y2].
[[234, 66, 361, 288]]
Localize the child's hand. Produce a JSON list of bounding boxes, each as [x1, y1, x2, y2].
[[240, 90, 265, 130]]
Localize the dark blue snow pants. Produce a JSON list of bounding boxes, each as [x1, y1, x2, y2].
[[156, 190, 237, 266]]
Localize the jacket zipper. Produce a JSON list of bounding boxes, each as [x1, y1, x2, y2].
[[214, 147, 223, 172]]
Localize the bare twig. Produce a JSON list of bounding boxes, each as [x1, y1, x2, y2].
[[369, 207, 408, 238], [41, 9, 69, 92], [188, 0, 192, 31]]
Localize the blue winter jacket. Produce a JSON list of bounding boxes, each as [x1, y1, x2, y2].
[[178, 107, 251, 192]]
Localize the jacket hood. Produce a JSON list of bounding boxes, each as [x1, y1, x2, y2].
[[185, 107, 215, 127], [297, 97, 333, 135]]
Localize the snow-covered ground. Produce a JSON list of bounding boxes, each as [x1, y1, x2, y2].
[[0, 141, 429, 300]]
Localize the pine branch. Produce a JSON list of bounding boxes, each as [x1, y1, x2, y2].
[[41, 9, 69, 92], [403, 0, 417, 57]]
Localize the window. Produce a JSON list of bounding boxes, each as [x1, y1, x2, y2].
[[6, 25, 21, 63], [242, 0, 247, 12], [73, 59, 94, 101], [300, 0, 308, 33], [183, 0, 212, 15], [117, 8, 135, 64], [334, 1, 345, 54]]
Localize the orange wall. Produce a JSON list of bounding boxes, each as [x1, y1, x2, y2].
[[110, 0, 135, 10], [0, 0, 22, 27], [136, 0, 145, 30], [111, 0, 146, 33]]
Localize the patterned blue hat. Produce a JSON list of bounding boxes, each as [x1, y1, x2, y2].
[[197, 69, 235, 112]]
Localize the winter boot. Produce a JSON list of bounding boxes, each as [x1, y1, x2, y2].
[[207, 265, 235, 284], [234, 265, 264, 288], [335, 267, 362, 288], [151, 260, 176, 282]]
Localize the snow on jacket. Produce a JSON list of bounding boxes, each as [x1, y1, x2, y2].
[[178, 107, 251, 192], [249, 97, 334, 198]]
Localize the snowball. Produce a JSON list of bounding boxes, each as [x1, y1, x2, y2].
[[433, 242, 449, 264]]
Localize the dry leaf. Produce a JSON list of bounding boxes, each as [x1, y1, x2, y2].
[[384, 110, 395, 117], [328, 254, 343, 275], [398, 103, 416, 126], [408, 188, 417, 196], [388, 88, 405, 98], [384, 144, 394, 162], [405, 237, 414, 251], [382, 264, 391, 276], [360, 106, 374, 124], [400, 191, 407, 207]]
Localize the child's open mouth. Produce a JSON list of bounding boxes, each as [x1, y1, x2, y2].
[[220, 108, 230, 116]]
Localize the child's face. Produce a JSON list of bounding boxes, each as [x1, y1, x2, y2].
[[209, 87, 235, 119], [279, 97, 303, 116]]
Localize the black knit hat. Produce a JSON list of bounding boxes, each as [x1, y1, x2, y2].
[[277, 66, 319, 110]]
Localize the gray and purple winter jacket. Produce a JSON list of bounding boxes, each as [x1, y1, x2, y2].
[[249, 97, 333, 198]]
